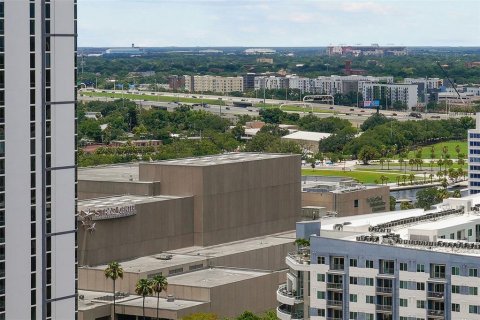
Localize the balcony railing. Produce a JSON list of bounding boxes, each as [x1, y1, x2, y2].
[[427, 291, 445, 299], [330, 264, 344, 271], [430, 272, 446, 279], [277, 284, 303, 300], [277, 304, 304, 319], [380, 268, 395, 275], [376, 286, 393, 293], [427, 309, 445, 317], [326, 300, 343, 307], [287, 252, 310, 265], [326, 283, 343, 290], [376, 305, 393, 312]]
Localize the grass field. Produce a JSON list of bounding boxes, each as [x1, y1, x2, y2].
[[81, 91, 226, 106], [406, 140, 467, 159], [301, 169, 411, 184]]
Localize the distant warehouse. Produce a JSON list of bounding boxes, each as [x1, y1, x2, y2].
[[281, 130, 331, 152]]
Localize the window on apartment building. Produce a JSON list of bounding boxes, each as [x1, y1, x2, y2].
[[469, 287, 478, 295], [400, 262, 407, 271], [400, 298, 408, 307], [365, 295, 375, 304], [417, 300, 425, 309], [468, 229, 473, 237], [317, 291, 325, 299], [349, 294, 357, 302], [365, 260, 374, 268], [365, 314, 374, 320], [469, 268, 478, 277], [452, 303, 460, 312], [469, 305, 479, 314], [317, 309, 325, 317], [349, 259, 357, 267], [365, 278, 374, 286], [452, 266, 460, 276], [416, 264, 425, 272], [350, 276, 358, 285], [450, 233, 455, 239], [353, 199, 359, 208], [452, 285, 460, 294], [400, 281, 408, 289], [317, 274, 325, 282], [349, 312, 358, 320], [317, 256, 325, 264], [416, 282, 425, 291]]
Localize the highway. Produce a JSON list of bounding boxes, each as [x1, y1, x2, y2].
[[78, 89, 463, 126]]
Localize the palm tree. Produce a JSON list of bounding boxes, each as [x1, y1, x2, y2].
[[429, 173, 434, 184], [379, 158, 385, 170], [409, 158, 415, 171], [150, 275, 168, 320], [401, 175, 407, 185], [408, 173, 415, 185], [455, 144, 461, 158], [396, 176, 401, 186], [105, 261, 124, 319], [136, 278, 154, 320], [429, 159, 435, 172], [398, 157, 405, 173]]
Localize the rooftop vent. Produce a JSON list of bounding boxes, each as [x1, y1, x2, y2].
[[167, 294, 175, 302]]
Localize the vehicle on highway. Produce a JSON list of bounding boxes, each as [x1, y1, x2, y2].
[[430, 115, 441, 119], [225, 107, 230, 110], [409, 112, 422, 118], [350, 108, 354, 111], [192, 96, 197, 98], [392, 113, 397, 116]]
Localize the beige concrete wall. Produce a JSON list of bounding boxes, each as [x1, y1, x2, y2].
[[209, 272, 280, 318], [301, 192, 334, 211], [301, 186, 390, 216], [139, 155, 302, 246], [78, 180, 162, 200], [78, 196, 195, 266]]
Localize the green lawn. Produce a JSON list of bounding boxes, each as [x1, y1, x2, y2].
[[301, 169, 414, 184], [81, 91, 226, 106], [406, 140, 467, 159]]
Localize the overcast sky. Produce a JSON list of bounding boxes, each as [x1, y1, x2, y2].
[[78, 0, 480, 47]]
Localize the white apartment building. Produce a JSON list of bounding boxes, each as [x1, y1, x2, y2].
[[4, 1, 77, 319], [184, 75, 244, 94], [287, 76, 314, 93], [254, 76, 289, 90], [362, 83, 418, 110], [278, 196, 480, 320], [469, 114, 480, 195]]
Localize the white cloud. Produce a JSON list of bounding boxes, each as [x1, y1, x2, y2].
[[341, 1, 392, 15]]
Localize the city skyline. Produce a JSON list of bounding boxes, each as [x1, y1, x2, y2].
[[78, 0, 480, 47]]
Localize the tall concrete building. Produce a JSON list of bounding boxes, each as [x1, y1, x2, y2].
[[469, 114, 480, 195], [4, 1, 76, 319]]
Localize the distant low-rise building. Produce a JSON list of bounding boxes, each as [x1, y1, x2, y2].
[[184, 75, 244, 93], [245, 48, 276, 55], [362, 83, 418, 110], [282, 131, 332, 152]]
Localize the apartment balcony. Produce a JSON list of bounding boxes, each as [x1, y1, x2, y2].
[[326, 317, 342, 320], [286, 252, 310, 271], [276, 304, 303, 320], [326, 300, 343, 309], [277, 284, 303, 305], [427, 309, 445, 319], [427, 291, 445, 300], [326, 282, 343, 291], [329, 264, 344, 271], [376, 304, 393, 313], [376, 286, 393, 295]]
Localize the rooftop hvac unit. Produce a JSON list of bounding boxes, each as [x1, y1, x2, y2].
[[167, 294, 175, 302], [155, 253, 173, 260]]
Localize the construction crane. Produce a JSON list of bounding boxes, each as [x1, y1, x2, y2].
[[436, 61, 465, 104]]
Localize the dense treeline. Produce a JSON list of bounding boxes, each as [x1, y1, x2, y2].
[[78, 53, 480, 89], [78, 100, 474, 167]]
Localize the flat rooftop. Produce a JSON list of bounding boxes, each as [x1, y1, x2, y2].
[[146, 152, 291, 166], [282, 131, 331, 142], [78, 163, 140, 182], [315, 201, 480, 255], [78, 290, 207, 311], [78, 194, 185, 211], [167, 267, 269, 288], [87, 230, 296, 273]]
